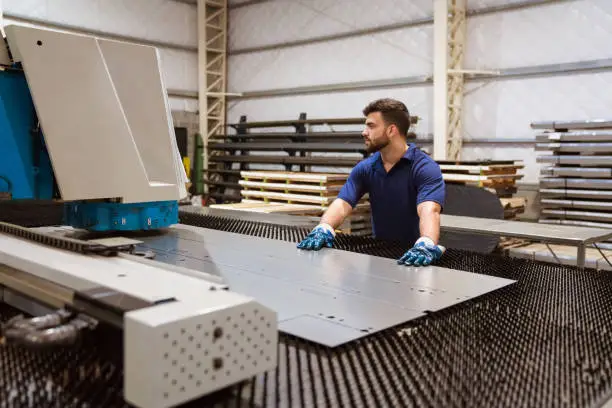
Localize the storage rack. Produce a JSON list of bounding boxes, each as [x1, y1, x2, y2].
[[205, 113, 407, 203], [532, 119, 612, 230]]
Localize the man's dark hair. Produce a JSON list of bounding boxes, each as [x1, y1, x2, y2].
[[362, 98, 411, 136]]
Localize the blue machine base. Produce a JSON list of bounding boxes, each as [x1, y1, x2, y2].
[[64, 200, 179, 232]]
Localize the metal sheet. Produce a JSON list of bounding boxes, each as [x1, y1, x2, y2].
[[135, 224, 515, 347], [540, 188, 612, 200], [179, 206, 320, 227], [541, 209, 612, 223], [540, 199, 612, 211], [531, 119, 612, 130], [535, 131, 612, 142], [540, 167, 612, 178], [535, 142, 612, 153], [441, 214, 612, 244], [537, 155, 612, 166], [539, 218, 612, 231], [539, 178, 612, 189]]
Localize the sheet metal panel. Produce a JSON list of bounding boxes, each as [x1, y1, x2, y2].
[[539, 178, 612, 190], [536, 131, 612, 142], [540, 199, 612, 212], [539, 189, 612, 200], [135, 224, 515, 347], [531, 119, 612, 130], [539, 218, 612, 230], [540, 167, 612, 178], [537, 155, 612, 166], [441, 214, 612, 244], [179, 206, 320, 228], [535, 142, 612, 153], [542, 209, 612, 224]]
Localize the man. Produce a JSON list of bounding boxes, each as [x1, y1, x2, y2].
[[297, 98, 446, 266]]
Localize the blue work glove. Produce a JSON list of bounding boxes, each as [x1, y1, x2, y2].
[[297, 223, 335, 250], [397, 237, 445, 267]]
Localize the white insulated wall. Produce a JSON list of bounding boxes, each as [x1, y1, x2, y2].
[[1, 0, 198, 112], [227, 0, 612, 183]]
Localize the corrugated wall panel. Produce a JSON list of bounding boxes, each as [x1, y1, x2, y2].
[[229, 26, 431, 92], [466, 0, 612, 68], [169, 97, 198, 112], [228, 85, 431, 131], [229, 0, 431, 50], [3, 0, 197, 47], [158, 48, 198, 92]]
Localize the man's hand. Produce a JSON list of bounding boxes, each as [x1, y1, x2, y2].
[[397, 237, 445, 267], [297, 223, 335, 251]]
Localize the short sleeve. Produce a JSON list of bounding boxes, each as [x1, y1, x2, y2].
[[337, 163, 367, 208], [414, 157, 445, 209]]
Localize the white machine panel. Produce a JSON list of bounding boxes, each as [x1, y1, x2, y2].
[[97, 39, 187, 198], [0, 231, 278, 408], [0, 0, 9, 65], [125, 294, 277, 408], [4, 24, 187, 203]]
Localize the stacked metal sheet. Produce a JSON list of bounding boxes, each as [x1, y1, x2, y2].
[[532, 119, 612, 230]]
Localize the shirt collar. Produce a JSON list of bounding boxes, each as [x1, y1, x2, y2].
[[370, 143, 416, 172]]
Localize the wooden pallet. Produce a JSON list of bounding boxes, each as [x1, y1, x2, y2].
[[209, 201, 323, 215], [442, 173, 523, 186], [438, 162, 524, 174], [440, 161, 524, 192], [239, 190, 337, 205], [238, 180, 343, 194], [500, 197, 527, 219], [240, 170, 348, 184], [238, 170, 370, 207]]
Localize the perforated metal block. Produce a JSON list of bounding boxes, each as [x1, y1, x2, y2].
[[124, 291, 277, 408]]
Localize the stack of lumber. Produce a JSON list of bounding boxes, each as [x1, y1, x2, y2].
[[500, 197, 528, 220], [437, 160, 526, 219], [210, 170, 372, 236], [532, 119, 612, 230], [438, 160, 524, 195]]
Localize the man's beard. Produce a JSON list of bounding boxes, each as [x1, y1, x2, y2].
[[365, 137, 390, 154]]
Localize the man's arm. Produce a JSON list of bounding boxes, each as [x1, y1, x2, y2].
[[417, 200, 442, 245], [397, 155, 445, 266], [297, 164, 366, 250], [321, 198, 353, 230]]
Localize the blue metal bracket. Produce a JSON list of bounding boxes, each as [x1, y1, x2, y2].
[[64, 200, 179, 232], [0, 69, 54, 200]]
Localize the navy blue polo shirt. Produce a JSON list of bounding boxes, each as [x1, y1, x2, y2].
[[337, 143, 445, 244]]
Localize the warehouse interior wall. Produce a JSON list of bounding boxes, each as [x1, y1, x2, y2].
[[226, 0, 612, 190], [0, 0, 199, 113]]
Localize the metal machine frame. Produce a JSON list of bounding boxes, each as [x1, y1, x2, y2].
[[0, 231, 278, 408]]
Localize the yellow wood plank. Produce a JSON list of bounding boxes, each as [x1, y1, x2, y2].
[[238, 180, 342, 194], [241, 190, 334, 205], [240, 170, 348, 183]]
